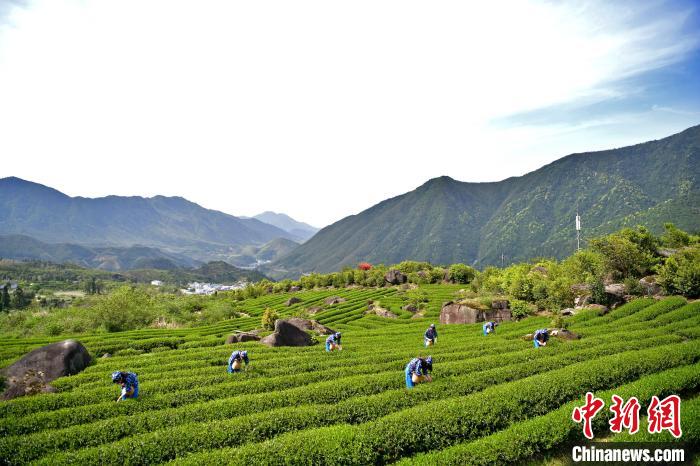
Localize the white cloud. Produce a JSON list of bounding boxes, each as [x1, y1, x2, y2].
[[0, 0, 698, 226]]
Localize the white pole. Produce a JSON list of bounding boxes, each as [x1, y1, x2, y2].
[[575, 213, 581, 251]]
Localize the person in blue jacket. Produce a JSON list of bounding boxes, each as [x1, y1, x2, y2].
[[227, 350, 249, 373], [405, 356, 433, 388], [326, 332, 342, 352], [534, 329, 549, 348], [424, 324, 438, 347], [112, 371, 139, 401], [483, 321, 497, 335]]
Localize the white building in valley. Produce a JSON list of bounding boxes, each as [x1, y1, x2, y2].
[[180, 281, 247, 295]]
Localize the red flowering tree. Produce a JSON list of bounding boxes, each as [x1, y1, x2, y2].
[[358, 262, 372, 271]]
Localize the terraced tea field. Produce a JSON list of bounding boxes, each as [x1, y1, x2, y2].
[[0, 287, 699, 465]]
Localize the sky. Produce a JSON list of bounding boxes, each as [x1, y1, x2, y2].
[[1, 0, 699, 228]]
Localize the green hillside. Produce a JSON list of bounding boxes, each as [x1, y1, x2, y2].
[[0, 292, 698, 464], [0, 235, 199, 271], [255, 237, 299, 262], [275, 125, 700, 277]]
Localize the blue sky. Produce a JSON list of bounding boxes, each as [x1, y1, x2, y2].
[[0, 0, 699, 226]]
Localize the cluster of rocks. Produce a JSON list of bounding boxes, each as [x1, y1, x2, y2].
[[225, 332, 261, 344], [561, 303, 610, 317], [1, 340, 92, 400], [365, 301, 398, 319], [384, 270, 407, 285], [324, 296, 346, 305], [285, 296, 302, 306], [439, 300, 512, 325], [258, 318, 335, 348], [570, 276, 664, 311]]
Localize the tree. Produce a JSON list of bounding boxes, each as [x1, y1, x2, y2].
[[84, 277, 99, 295], [658, 246, 700, 298], [590, 234, 656, 279], [94, 286, 154, 332], [661, 223, 698, 248], [448, 263, 476, 284], [261, 308, 279, 330], [1, 283, 10, 310], [11, 286, 27, 309]]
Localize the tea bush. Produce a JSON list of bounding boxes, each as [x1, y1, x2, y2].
[[1, 295, 698, 465]]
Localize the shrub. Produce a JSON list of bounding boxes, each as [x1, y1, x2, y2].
[[589, 277, 612, 306], [22, 333, 681, 464], [171, 342, 700, 465], [660, 223, 698, 248], [622, 276, 644, 296], [658, 246, 700, 298], [551, 314, 568, 329], [510, 299, 532, 319], [261, 308, 279, 330], [114, 348, 144, 357], [448, 264, 476, 284], [94, 286, 155, 332], [590, 229, 658, 279], [402, 364, 700, 465]]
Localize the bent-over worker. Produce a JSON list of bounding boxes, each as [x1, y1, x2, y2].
[[424, 324, 438, 347], [326, 332, 342, 352], [227, 350, 249, 373], [534, 329, 549, 348], [483, 321, 497, 335], [112, 371, 139, 401], [405, 356, 433, 389]]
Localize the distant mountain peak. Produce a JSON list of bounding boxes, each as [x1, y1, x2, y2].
[[252, 211, 319, 242], [0, 176, 70, 199]]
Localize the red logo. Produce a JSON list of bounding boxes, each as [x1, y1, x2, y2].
[[647, 395, 682, 438], [572, 392, 605, 439], [609, 395, 640, 434]]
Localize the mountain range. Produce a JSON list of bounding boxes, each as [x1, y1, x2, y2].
[[0, 177, 312, 268], [2, 124, 699, 279], [271, 124, 700, 277]]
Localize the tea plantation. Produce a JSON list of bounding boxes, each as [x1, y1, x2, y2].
[[0, 285, 699, 465]]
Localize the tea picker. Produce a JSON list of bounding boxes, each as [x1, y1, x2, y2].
[[424, 324, 438, 347], [227, 350, 249, 373], [405, 356, 433, 389], [483, 321, 497, 335], [533, 328, 549, 348], [112, 371, 139, 401], [326, 332, 343, 352]]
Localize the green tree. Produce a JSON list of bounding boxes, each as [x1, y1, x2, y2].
[[84, 276, 101, 295], [261, 308, 279, 331], [661, 223, 698, 248], [561, 250, 605, 284], [658, 246, 700, 298], [1, 283, 10, 310], [448, 263, 476, 284], [590, 233, 656, 279], [94, 286, 154, 332], [11, 286, 27, 309], [405, 289, 428, 308]]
